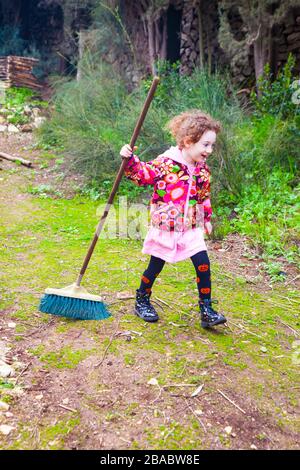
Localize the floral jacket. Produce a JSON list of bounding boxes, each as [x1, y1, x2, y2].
[[124, 145, 212, 232]]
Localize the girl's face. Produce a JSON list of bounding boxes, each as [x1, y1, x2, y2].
[[182, 130, 217, 163]]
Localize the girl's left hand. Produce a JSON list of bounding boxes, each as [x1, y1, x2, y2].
[[204, 221, 212, 235]]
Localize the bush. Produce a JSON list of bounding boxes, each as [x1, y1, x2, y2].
[[229, 114, 299, 184], [0, 87, 48, 125], [37, 60, 129, 178], [250, 53, 299, 120], [215, 168, 299, 263], [38, 58, 244, 190]]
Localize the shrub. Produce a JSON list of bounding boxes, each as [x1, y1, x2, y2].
[[0, 87, 48, 125], [215, 168, 299, 263], [250, 53, 300, 120], [38, 58, 244, 193], [229, 114, 299, 185]]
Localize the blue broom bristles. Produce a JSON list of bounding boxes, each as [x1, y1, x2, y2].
[[39, 293, 111, 320]]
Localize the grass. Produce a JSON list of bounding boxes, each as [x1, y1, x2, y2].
[[28, 345, 97, 369], [8, 416, 81, 450], [0, 164, 299, 450]]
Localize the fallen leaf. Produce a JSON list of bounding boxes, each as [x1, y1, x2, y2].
[[130, 330, 143, 336], [0, 425, 14, 435], [0, 401, 10, 411], [147, 378, 159, 386], [0, 363, 14, 378], [225, 426, 232, 435], [168, 322, 185, 327], [48, 440, 59, 446], [191, 384, 204, 397]]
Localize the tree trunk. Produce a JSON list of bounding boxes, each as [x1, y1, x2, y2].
[[197, 3, 204, 69], [59, 55, 66, 74], [160, 13, 168, 60], [249, 10, 271, 94], [147, 10, 168, 74], [205, 12, 212, 74], [268, 26, 277, 80], [253, 25, 269, 94], [0, 0, 22, 29], [77, 29, 84, 82], [147, 18, 156, 75], [155, 20, 160, 59]]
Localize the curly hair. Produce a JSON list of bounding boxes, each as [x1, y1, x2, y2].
[[165, 109, 222, 149]]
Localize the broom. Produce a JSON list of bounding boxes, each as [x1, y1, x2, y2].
[[39, 76, 160, 320]]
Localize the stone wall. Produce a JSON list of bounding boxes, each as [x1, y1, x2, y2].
[[274, 8, 300, 75], [3, 0, 298, 88], [122, 0, 300, 86], [218, 3, 300, 87], [179, 0, 228, 75]]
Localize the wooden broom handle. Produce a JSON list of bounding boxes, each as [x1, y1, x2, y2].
[[76, 76, 160, 286]]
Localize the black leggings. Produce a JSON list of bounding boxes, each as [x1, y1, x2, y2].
[[138, 251, 211, 300]]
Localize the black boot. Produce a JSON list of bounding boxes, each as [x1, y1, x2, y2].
[[199, 298, 227, 328], [135, 289, 159, 322]]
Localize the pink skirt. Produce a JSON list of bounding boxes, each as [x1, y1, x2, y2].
[[142, 226, 207, 263]]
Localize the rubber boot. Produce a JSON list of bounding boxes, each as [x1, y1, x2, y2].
[[135, 289, 159, 322], [199, 298, 227, 328]]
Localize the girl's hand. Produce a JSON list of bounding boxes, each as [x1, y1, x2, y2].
[[120, 144, 138, 159], [204, 221, 212, 235]]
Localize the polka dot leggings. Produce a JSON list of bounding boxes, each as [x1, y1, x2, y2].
[[138, 251, 211, 301]]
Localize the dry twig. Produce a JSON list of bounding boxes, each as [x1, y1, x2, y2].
[[94, 316, 122, 368], [58, 404, 77, 413], [184, 398, 207, 433], [217, 389, 246, 414], [228, 320, 264, 339], [0, 151, 33, 167], [276, 317, 299, 337], [15, 362, 32, 384]]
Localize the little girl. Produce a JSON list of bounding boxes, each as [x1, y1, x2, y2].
[[120, 109, 227, 328]]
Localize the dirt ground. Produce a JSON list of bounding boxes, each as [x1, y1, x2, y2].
[[0, 132, 299, 450]]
